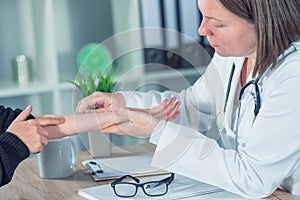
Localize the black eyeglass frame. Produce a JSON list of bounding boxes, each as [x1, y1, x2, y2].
[[111, 173, 175, 198]]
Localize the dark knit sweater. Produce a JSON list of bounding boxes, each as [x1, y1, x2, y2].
[[0, 105, 34, 186]]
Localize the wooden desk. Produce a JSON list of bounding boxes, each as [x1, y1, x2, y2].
[[0, 143, 298, 200]]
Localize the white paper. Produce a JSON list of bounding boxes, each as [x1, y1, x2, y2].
[[78, 174, 253, 200]]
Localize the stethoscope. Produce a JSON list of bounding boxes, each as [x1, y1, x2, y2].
[[223, 45, 297, 150], [224, 44, 297, 118], [223, 63, 261, 150], [223, 63, 261, 117]]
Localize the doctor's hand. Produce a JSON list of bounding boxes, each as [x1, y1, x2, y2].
[[76, 92, 181, 121], [128, 97, 180, 121], [102, 97, 180, 135], [76, 92, 126, 114], [7, 105, 65, 154], [102, 107, 160, 137]]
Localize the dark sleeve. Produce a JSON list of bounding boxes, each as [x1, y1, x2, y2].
[[0, 132, 30, 186], [0, 105, 35, 133], [0, 105, 35, 186]]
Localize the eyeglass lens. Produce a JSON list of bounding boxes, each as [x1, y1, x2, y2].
[[143, 181, 168, 196], [113, 183, 137, 197], [113, 181, 168, 197], [112, 173, 174, 197]]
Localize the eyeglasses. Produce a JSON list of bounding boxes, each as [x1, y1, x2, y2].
[[111, 173, 175, 198]]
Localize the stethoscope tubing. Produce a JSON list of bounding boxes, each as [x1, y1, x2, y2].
[[224, 63, 261, 117]]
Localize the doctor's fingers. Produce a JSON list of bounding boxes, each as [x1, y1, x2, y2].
[[76, 92, 111, 114], [149, 97, 176, 113], [139, 97, 177, 115], [91, 107, 112, 113], [151, 101, 181, 121], [125, 119, 156, 137], [106, 108, 158, 137], [101, 109, 145, 135], [153, 98, 179, 113], [161, 101, 181, 121], [163, 111, 180, 121], [114, 107, 156, 127], [101, 124, 124, 135], [125, 104, 179, 121], [105, 121, 153, 137]]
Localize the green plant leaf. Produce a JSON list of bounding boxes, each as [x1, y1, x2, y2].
[[68, 44, 120, 97]]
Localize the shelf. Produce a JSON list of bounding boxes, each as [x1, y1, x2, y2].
[[58, 82, 75, 91], [0, 81, 54, 98], [144, 66, 206, 81]]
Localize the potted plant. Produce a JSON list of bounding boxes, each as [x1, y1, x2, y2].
[[69, 63, 116, 97], [69, 43, 117, 98], [69, 43, 117, 158]]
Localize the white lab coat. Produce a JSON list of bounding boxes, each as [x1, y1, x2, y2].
[[120, 41, 300, 198]]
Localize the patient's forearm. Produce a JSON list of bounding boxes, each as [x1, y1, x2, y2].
[[36, 112, 118, 139]]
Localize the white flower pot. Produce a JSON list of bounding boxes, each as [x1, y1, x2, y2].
[[85, 108, 112, 158], [88, 131, 112, 158]]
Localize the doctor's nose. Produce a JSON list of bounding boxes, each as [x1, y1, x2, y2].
[[198, 18, 213, 37]]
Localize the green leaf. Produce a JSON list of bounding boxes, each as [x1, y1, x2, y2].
[[67, 44, 120, 97]]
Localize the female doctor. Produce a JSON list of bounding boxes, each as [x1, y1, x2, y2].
[[76, 0, 300, 198]]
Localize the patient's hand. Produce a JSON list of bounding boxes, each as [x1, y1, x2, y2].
[[102, 107, 159, 136], [102, 97, 180, 136]]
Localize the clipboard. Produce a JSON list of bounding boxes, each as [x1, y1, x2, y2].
[[82, 153, 169, 181]]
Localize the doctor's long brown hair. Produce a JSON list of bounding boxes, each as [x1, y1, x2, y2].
[[218, 0, 300, 77]]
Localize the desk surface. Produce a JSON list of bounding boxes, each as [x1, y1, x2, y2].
[[0, 143, 298, 200]]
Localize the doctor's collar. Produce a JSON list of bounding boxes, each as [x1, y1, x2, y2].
[[277, 43, 297, 65], [256, 42, 298, 85]]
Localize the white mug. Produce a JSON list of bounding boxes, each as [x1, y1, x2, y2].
[[38, 137, 76, 179]]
